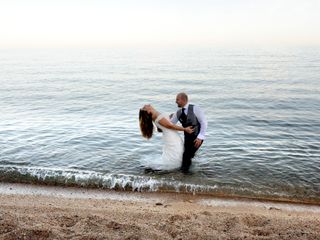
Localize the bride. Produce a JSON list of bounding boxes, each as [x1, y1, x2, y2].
[[139, 104, 193, 170]]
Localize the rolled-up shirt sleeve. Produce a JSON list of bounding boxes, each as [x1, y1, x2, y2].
[[194, 105, 207, 140]]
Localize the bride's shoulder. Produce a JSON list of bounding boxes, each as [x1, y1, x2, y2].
[[155, 112, 170, 123]]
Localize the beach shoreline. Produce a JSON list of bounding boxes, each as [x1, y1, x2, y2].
[[0, 182, 319, 239]]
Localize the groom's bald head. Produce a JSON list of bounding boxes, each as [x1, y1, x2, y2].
[[176, 92, 188, 108]]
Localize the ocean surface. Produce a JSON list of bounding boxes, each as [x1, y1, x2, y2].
[[0, 47, 319, 203]]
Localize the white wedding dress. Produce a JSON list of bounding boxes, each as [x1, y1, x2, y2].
[[147, 113, 184, 170]]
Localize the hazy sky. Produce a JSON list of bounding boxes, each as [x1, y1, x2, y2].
[[1, 0, 319, 48]]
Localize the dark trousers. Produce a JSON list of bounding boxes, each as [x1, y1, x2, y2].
[[181, 136, 202, 173]]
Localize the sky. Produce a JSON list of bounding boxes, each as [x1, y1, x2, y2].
[[0, 0, 319, 48]]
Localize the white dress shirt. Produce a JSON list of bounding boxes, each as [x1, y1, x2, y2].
[[170, 103, 208, 140]]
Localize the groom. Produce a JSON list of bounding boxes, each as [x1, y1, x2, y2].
[[171, 93, 207, 173]]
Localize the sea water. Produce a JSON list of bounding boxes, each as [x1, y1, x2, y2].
[[0, 47, 319, 203]]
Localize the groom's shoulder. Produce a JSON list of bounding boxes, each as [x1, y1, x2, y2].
[[190, 103, 205, 113], [189, 103, 197, 108]]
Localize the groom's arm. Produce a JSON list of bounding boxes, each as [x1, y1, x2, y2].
[[194, 105, 207, 140]]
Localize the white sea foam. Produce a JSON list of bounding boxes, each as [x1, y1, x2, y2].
[[0, 165, 218, 194]]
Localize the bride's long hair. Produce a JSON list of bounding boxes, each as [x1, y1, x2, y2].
[[139, 109, 154, 139]]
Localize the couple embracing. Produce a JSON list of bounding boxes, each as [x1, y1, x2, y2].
[[139, 93, 207, 174]]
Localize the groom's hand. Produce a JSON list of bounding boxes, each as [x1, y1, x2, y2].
[[194, 138, 203, 148]]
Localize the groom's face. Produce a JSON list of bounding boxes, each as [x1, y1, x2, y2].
[[176, 96, 186, 108]]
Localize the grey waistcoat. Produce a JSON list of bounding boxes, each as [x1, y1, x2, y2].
[[177, 104, 201, 137]]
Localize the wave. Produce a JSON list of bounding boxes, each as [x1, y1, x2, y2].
[[0, 166, 217, 193], [0, 165, 319, 204]]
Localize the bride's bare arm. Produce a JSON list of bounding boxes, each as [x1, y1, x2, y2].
[[158, 118, 194, 134]]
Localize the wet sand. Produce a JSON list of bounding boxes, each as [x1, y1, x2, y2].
[[0, 183, 319, 239]]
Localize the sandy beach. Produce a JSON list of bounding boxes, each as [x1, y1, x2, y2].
[[0, 183, 319, 240]]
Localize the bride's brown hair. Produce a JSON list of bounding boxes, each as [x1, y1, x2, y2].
[[139, 109, 154, 139]]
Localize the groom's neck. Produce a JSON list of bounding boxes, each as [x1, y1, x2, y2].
[[182, 103, 188, 108]]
